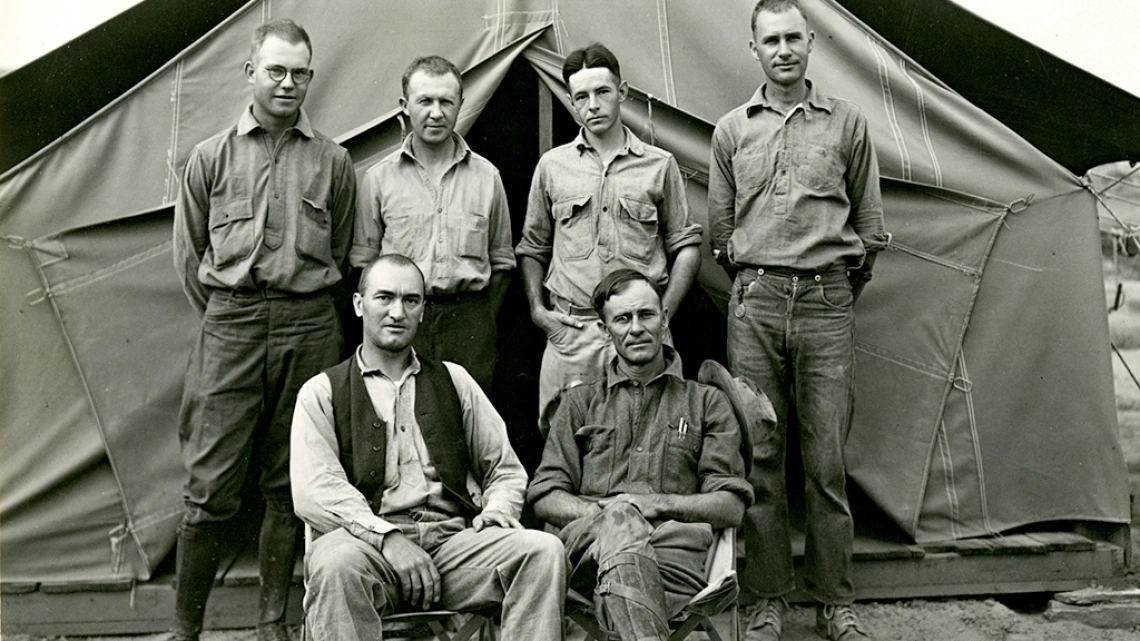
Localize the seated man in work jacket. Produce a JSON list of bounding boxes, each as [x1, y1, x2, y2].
[[529, 268, 754, 641], [291, 254, 565, 641]]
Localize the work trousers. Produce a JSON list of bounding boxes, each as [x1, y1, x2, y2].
[[727, 268, 856, 605], [303, 520, 566, 641], [561, 503, 712, 639], [416, 290, 496, 393], [179, 288, 342, 522]]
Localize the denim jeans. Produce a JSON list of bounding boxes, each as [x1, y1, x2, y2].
[[179, 289, 342, 523], [304, 524, 566, 641], [727, 268, 855, 605]]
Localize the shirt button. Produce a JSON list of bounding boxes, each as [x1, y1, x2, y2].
[[274, 193, 279, 199], [373, 421, 383, 429], [636, 446, 644, 452], [400, 425, 406, 432], [437, 207, 443, 213], [372, 444, 382, 452], [369, 471, 376, 478], [602, 206, 608, 212]]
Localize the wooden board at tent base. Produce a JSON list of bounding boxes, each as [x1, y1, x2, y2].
[[1, 532, 1126, 636]]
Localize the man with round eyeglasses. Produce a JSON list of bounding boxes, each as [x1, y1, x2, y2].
[[171, 18, 356, 641]]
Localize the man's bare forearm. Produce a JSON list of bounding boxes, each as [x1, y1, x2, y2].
[[533, 489, 602, 528]]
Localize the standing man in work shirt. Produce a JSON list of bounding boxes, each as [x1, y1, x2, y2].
[[517, 43, 702, 420], [707, 1, 887, 640], [171, 19, 356, 641], [352, 56, 514, 393]]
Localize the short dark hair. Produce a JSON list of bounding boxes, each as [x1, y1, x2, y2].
[[562, 42, 621, 86], [357, 254, 425, 295], [250, 19, 312, 62], [401, 55, 464, 101], [751, 0, 808, 34], [592, 269, 663, 317]]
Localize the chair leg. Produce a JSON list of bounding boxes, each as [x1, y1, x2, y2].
[[452, 612, 489, 641], [569, 609, 613, 641], [668, 614, 703, 641]]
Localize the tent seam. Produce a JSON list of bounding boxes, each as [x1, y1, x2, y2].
[[898, 60, 942, 187], [22, 245, 152, 576], [868, 34, 911, 181]]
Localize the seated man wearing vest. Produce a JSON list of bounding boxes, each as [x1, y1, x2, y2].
[[291, 254, 566, 641], [528, 268, 754, 641]]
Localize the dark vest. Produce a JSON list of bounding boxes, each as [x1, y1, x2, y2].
[[323, 355, 476, 516]]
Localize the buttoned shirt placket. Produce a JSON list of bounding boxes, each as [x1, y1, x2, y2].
[[584, 145, 628, 264], [411, 155, 462, 276], [259, 131, 294, 251]]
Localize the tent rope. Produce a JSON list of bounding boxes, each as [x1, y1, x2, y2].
[[645, 93, 656, 146], [1112, 342, 1140, 394]]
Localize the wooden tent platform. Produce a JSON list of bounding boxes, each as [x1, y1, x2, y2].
[[2, 529, 1126, 636]]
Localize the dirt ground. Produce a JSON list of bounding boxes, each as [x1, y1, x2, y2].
[[12, 257, 1140, 641]]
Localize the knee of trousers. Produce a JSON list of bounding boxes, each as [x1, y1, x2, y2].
[[306, 534, 393, 609], [592, 502, 654, 560]]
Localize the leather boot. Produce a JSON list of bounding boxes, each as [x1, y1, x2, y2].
[[595, 551, 670, 641], [257, 509, 299, 640], [173, 522, 226, 640]]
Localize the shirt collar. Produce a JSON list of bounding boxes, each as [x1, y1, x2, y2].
[[236, 104, 315, 138], [354, 345, 422, 383], [605, 345, 685, 388], [400, 131, 472, 164], [573, 125, 645, 158], [745, 80, 834, 117]]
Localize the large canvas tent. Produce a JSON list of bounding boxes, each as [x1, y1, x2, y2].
[[1, 0, 1133, 586]]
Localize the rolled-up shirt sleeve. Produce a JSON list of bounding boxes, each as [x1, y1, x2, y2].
[[349, 168, 382, 268], [707, 122, 738, 262], [659, 156, 703, 255], [845, 113, 887, 256], [698, 390, 755, 506], [487, 172, 517, 273], [515, 160, 554, 264], [291, 373, 398, 539], [526, 392, 583, 505]]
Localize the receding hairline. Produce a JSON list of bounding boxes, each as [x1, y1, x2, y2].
[[357, 255, 425, 294]]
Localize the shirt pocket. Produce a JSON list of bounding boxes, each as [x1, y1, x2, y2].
[[617, 197, 659, 264], [381, 208, 427, 261], [795, 143, 845, 193], [455, 211, 490, 261], [552, 194, 595, 261], [576, 423, 616, 494], [208, 197, 255, 268], [296, 195, 334, 265], [734, 144, 774, 196], [662, 422, 701, 495]]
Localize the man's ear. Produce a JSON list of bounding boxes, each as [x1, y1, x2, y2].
[[617, 80, 629, 102], [352, 292, 364, 318], [398, 96, 409, 115], [244, 60, 256, 84], [662, 306, 670, 330], [748, 40, 760, 62]]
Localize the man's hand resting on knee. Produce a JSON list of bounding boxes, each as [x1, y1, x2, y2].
[[380, 531, 441, 610]]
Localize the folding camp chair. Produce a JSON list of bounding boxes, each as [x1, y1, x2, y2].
[[566, 527, 739, 641], [301, 525, 496, 641]]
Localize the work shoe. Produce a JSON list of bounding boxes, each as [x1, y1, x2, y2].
[[816, 604, 871, 640], [742, 597, 787, 641], [256, 622, 292, 641]]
